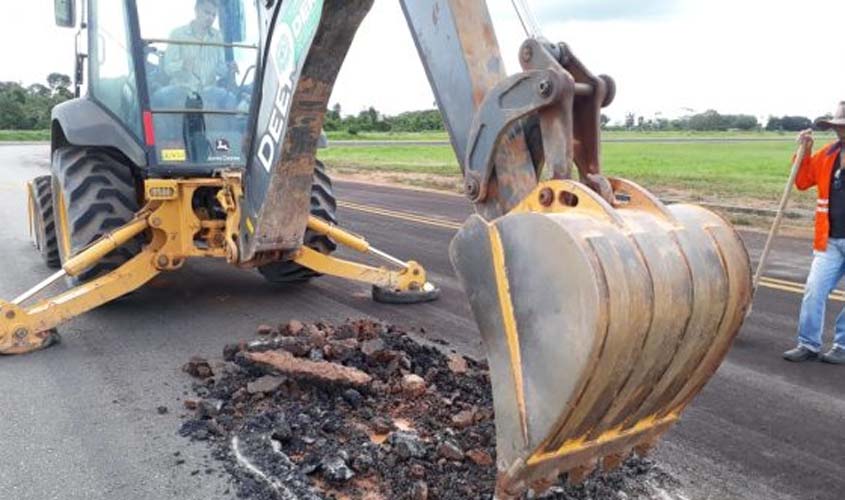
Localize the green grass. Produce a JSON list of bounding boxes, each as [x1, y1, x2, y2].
[[601, 141, 798, 199], [0, 130, 50, 141], [327, 130, 837, 142], [320, 145, 460, 176], [326, 131, 449, 141], [321, 139, 827, 211], [602, 130, 834, 140]]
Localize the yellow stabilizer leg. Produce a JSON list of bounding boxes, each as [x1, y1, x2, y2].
[[1, 176, 243, 355], [294, 217, 440, 303], [0, 216, 157, 355]]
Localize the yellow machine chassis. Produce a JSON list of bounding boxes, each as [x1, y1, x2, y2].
[[0, 174, 431, 354]]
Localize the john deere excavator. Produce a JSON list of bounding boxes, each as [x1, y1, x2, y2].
[[6, 0, 751, 496]]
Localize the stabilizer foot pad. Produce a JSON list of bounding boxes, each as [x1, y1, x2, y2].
[[372, 284, 441, 304], [1, 329, 61, 356]]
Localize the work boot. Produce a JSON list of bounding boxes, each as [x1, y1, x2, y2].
[[821, 346, 845, 364], [783, 345, 819, 362]]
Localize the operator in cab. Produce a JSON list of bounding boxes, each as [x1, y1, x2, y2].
[[783, 102, 845, 364], [163, 0, 237, 95]]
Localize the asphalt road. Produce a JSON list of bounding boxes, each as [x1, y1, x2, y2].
[[1, 145, 843, 500]]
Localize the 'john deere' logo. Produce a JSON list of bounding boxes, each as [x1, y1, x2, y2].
[[270, 24, 295, 82], [215, 138, 231, 152]]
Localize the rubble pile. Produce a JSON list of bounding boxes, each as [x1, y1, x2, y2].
[[177, 319, 679, 499]]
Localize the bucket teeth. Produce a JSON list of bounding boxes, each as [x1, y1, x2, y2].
[[601, 452, 626, 472], [634, 438, 658, 458], [450, 179, 751, 497], [528, 474, 560, 495], [567, 463, 597, 485]]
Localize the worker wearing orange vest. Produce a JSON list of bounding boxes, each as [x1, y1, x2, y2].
[[784, 102, 845, 364]]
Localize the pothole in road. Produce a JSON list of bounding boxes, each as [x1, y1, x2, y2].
[[175, 318, 683, 499]]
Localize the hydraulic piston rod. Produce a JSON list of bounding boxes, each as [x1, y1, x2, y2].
[[12, 216, 150, 306], [306, 216, 410, 269]]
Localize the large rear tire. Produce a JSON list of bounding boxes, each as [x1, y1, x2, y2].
[[258, 160, 337, 284], [51, 146, 142, 286], [28, 175, 61, 269]]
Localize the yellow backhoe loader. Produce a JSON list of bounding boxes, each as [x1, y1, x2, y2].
[[4, 0, 751, 496]]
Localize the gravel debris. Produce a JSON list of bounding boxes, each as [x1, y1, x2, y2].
[[176, 318, 682, 499]]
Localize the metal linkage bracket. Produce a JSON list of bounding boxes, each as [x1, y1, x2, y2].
[[463, 38, 616, 203], [520, 39, 615, 201], [464, 69, 564, 202]]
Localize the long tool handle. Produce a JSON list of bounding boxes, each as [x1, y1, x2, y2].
[[751, 143, 808, 294]]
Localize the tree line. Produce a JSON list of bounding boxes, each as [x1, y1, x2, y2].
[[612, 110, 832, 132], [0, 74, 73, 130], [325, 105, 830, 134], [323, 104, 445, 135], [0, 76, 832, 134]]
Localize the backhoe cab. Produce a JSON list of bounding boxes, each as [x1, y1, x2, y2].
[[5, 0, 751, 496]]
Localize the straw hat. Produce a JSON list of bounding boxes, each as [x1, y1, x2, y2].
[[815, 102, 845, 130]]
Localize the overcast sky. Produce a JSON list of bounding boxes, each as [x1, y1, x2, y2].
[[3, 0, 844, 124]]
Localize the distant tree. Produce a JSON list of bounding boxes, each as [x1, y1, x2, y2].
[[784, 116, 812, 131], [389, 109, 444, 132], [765, 116, 781, 131], [0, 82, 28, 129], [670, 117, 689, 130], [624, 112, 635, 129], [27, 84, 51, 98], [47, 73, 72, 93], [323, 102, 342, 131], [688, 109, 724, 131], [682, 110, 757, 131], [766, 115, 812, 132], [600, 113, 610, 128], [366, 106, 378, 124], [730, 114, 758, 130], [654, 118, 670, 130], [46, 73, 73, 100], [0, 75, 73, 130]]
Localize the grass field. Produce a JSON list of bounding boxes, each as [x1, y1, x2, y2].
[[320, 138, 834, 213], [327, 130, 834, 142], [326, 131, 448, 141], [0, 130, 51, 142]]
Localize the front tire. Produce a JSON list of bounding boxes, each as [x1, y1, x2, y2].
[[28, 175, 61, 269], [51, 147, 142, 286], [258, 160, 337, 284]]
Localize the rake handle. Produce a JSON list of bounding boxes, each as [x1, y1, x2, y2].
[[752, 142, 808, 294]]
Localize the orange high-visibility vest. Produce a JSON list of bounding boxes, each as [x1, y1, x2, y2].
[[795, 141, 843, 250]]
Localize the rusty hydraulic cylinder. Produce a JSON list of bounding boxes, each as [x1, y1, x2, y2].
[[12, 217, 149, 306], [62, 218, 149, 277], [306, 216, 409, 269]]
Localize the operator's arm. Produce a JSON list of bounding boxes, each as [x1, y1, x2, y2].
[[163, 27, 192, 85], [163, 44, 182, 78], [211, 30, 235, 84]]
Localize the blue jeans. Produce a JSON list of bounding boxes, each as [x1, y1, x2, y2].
[[797, 238, 845, 351]]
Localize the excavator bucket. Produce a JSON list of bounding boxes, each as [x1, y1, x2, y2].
[[450, 178, 751, 497]]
